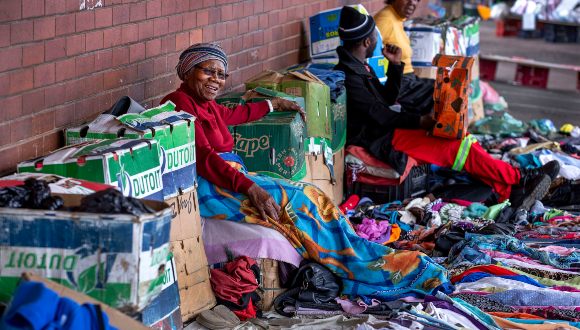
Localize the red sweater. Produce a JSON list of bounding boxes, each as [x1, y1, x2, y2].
[[161, 83, 270, 194]]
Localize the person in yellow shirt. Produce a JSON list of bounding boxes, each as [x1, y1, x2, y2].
[[375, 0, 434, 116]]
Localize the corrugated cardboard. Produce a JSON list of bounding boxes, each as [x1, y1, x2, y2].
[[303, 149, 345, 205], [22, 273, 150, 330], [65, 101, 197, 199], [414, 66, 438, 80], [167, 189, 202, 242], [229, 112, 307, 181], [330, 90, 347, 152], [0, 194, 172, 311], [18, 139, 165, 201], [178, 279, 216, 322], [245, 70, 284, 91], [170, 238, 209, 287], [332, 148, 345, 205]]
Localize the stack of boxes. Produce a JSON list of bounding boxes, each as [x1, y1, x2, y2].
[[14, 100, 214, 328]]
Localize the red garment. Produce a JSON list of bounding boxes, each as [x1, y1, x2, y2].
[[232, 298, 258, 321], [210, 256, 259, 302], [451, 265, 519, 283], [391, 129, 520, 201], [161, 83, 270, 194]]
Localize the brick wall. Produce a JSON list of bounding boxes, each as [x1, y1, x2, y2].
[[0, 0, 385, 175]]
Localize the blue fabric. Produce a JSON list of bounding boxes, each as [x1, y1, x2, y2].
[[299, 67, 345, 101], [0, 281, 118, 330], [514, 154, 542, 169], [447, 246, 492, 269], [506, 319, 580, 328], [197, 153, 451, 301], [534, 149, 580, 168], [451, 234, 580, 269], [488, 289, 580, 307], [456, 272, 547, 288]]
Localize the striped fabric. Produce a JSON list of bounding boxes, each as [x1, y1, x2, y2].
[[176, 43, 228, 80]]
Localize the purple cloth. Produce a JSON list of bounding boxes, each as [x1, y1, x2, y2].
[[424, 296, 488, 330], [354, 218, 392, 244]]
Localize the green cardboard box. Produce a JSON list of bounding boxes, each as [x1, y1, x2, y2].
[[216, 88, 306, 111], [65, 101, 196, 199], [330, 89, 347, 152], [229, 112, 306, 181], [18, 139, 164, 201], [279, 71, 332, 140], [215, 92, 246, 109], [0, 194, 172, 310]]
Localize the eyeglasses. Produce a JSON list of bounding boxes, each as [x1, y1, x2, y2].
[[195, 65, 229, 80]]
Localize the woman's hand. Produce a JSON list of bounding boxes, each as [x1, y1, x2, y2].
[[247, 183, 281, 222], [271, 97, 306, 122]]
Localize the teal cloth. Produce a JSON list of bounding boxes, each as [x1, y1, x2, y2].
[[472, 112, 527, 137], [462, 203, 489, 219], [197, 153, 451, 300]]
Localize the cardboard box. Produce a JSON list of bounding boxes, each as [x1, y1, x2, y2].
[[245, 70, 284, 91], [141, 257, 183, 330], [178, 279, 216, 322], [303, 149, 344, 205], [216, 87, 306, 112], [21, 273, 150, 330], [166, 189, 203, 242], [332, 148, 345, 205], [18, 139, 165, 201], [255, 259, 286, 311], [65, 101, 197, 199], [0, 194, 172, 310], [414, 66, 438, 79], [279, 71, 332, 141], [229, 112, 307, 181], [0, 173, 114, 194], [330, 90, 347, 152], [405, 24, 443, 67]]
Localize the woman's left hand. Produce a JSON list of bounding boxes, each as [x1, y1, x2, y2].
[[271, 98, 306, 122]]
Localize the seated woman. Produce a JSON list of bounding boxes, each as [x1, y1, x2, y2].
[[161, 43, 449, 300], [374, 0, 434, 116]]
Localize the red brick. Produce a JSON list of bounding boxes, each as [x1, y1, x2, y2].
[[45, 83, 67, 107], [0, 73, 10, 96], [137, 60, 154, 80], [83, 74, 104, 95], [94, 49, 113, 71], [226, 21, 238, 38], [22, 0, 44, 18], [55, 14, 76, 37], [197, 10, 209, 26], [45, 0, 66, 15], [153, 56, 167, 75], [75, 54, 95, 76], [161, 35, 175, 54], [168, 14, 184, 33], [243, 2, 253, 17], [3, 95, 23, 121], [34, 17, 56, 41], [22, 43, 44, 66], [66, 34, 85, 56], [129, 42, 146, 62], [11, 21, 33, 44], [161, 1, 177, 16], [0, 24, 9, 47], [112, 4, 130, 25], [112, 47, 130, 67], [128, 82, 145, 100], [64, 0, 79, 12], [215, 23, 227, 40], [153, 17, 168, 37], [182, 11, 196, 30], [190, 28, 203, 44], [34, 63, 55, 87], [203, 0, 216, 7], [130, 2, 147, 22], [95, 7, 113, 28], [138, 20, 154, 40], [22, 88, 45, 115], [0, 146, 19, 174], [220, 38, 232, 54], [202, 25, 215, 43], [55, 58, 75, 82], [103, 27, 123, 48], [0, 47, 22, 71], [0, 123, 10, 147], [190, 0, 204, 10], [254, 0, 264, 14], [238, 17, 249, 34], [0, 0, 22, 22], [86, 30, 104, 52], [76, 11, 95, 32], [20, 137, 43, 161], [45, 37, 67, 61], [64, 79, 84, 103], [248, 15, 258, 31], [54, 103, 75, 127], [43, 131, 62, 154], [208, 7, 220, 24], [147, 0, 162, 19], [220, 4, 233, 21], [259, 14, 268, 29], [175, 32, 189, 51], [121, 24, 139, 44], [146, 38, 162, 58], [10, 117, 33, 143], [31, 110, 55, 135]]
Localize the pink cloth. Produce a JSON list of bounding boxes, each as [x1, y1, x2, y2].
[[481, 249, 544, 265], [354, 218, 392, 244], [538, 246, 577, 256]]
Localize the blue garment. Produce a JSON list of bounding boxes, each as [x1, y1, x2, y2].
[[514, 154, 542, 169], [446, 246, 492, 269], [0, 281, 118, 330], [299, 67, 345, 101], [534, 149, 580, 168], [451, 234, 580, 269], [455, 272, 546, 288], [488, 289, 580, 307], [506, 319, 580, 328]]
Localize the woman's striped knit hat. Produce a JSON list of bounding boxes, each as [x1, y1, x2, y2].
[[176, 43, 228, 80]]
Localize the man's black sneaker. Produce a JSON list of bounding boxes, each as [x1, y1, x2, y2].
[[520, 160, 560, 182], [510, 174, 551, 212]]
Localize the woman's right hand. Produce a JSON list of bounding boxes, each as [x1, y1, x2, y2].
[[247, 183, 281, 222]]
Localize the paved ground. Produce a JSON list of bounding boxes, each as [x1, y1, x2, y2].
[[489, 81, 580, 127], [480, 20, 580, 66], [480, 20, 579, 125]]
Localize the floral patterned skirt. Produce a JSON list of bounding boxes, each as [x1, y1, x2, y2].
[[196, 153, 450, 300]]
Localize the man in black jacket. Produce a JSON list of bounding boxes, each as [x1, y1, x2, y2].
[[334, 6, 558, 211]]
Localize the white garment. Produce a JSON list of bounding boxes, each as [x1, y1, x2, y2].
[[454, 276, 580, 294]]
